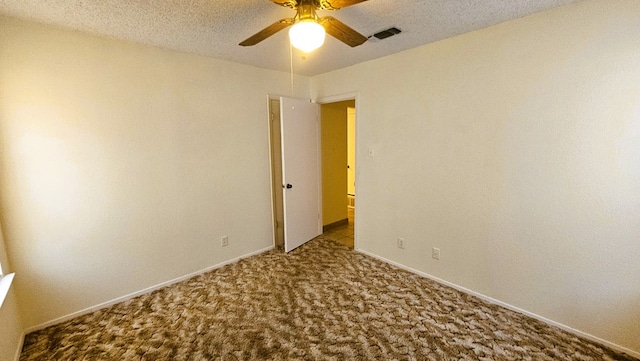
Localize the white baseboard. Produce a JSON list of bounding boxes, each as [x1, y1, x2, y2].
[[24, 245, 274, 334], [19, 245, 639, 359], [13, 333, 24, 361], [357, 249, 640, 360]]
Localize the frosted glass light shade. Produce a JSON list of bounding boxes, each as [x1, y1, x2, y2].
[[289, 20, 326, 53]]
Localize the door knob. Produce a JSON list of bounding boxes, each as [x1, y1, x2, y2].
[[286, 183, 293, 189]]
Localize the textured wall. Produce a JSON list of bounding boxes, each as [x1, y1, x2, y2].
[[0, 15, 310, 330], [312, 0, 640, 354], [0, 226, 23, 361], [0, 288, 23, 361]]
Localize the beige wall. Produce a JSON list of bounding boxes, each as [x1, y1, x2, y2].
[[320, 100, 353, 226], [0, 289, 23, 361], [312, 0, 640, 354], [0, 226, 23, 361], [0, 15, 310, 332], [1, 0, 639, 357]]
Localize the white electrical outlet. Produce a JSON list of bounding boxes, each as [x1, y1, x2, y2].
[[432, 247, 440, 260], [397, 238, 405, 249], [221, 236, 229, 247]]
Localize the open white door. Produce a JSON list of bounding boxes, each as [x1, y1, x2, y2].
[[280, 97, 321, 252]]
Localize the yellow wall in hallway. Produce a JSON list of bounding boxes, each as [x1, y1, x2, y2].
[[321, 100, 354, 226]]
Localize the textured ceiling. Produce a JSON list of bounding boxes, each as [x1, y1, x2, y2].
[[0, 0, 582, 76]]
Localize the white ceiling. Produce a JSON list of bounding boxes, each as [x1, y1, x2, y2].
[[0, 0, 582, 76]]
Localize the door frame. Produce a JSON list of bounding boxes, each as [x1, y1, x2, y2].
[[268, 92, 360, 250], [316, 92, 360, 250], [267, 97, 285, 248]]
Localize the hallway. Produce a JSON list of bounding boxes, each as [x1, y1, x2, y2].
[[320, 208, 354, 248]]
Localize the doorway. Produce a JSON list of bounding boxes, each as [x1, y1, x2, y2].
[[319, 99, 356, 249], [268, 98, 285, 249], [268, 96, 357, 251]]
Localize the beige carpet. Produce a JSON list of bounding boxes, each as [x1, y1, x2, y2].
[[21, 238, 637, 360]]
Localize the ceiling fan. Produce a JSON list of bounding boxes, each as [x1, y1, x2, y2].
[[239, 0, 369, 52]]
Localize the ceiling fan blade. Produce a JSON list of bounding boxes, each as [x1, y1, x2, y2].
[[269, 0, 298, 9], [239, 18, 295, 46], [318, 0, 368, 10], [319, 16, 367, 47]]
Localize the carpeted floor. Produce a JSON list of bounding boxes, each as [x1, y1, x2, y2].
[[20, 238, 637, 360]]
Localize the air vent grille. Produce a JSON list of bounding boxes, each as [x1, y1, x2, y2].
[[373, 27, 401, 40]]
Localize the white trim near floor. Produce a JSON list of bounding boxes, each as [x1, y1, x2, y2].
[[24, 245, 274, 335], [357, 249, 640, 360], [13, 333, 24, 361]]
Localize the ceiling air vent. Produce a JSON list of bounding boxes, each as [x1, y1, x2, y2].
[[373, 27, 401, 40]]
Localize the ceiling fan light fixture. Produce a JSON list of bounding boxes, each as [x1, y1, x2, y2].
[[289, 20, 325, 53]]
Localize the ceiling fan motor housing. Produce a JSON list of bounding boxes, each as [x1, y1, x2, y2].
[[239, 0, 369, 48], [297, 1, 320, 22]]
